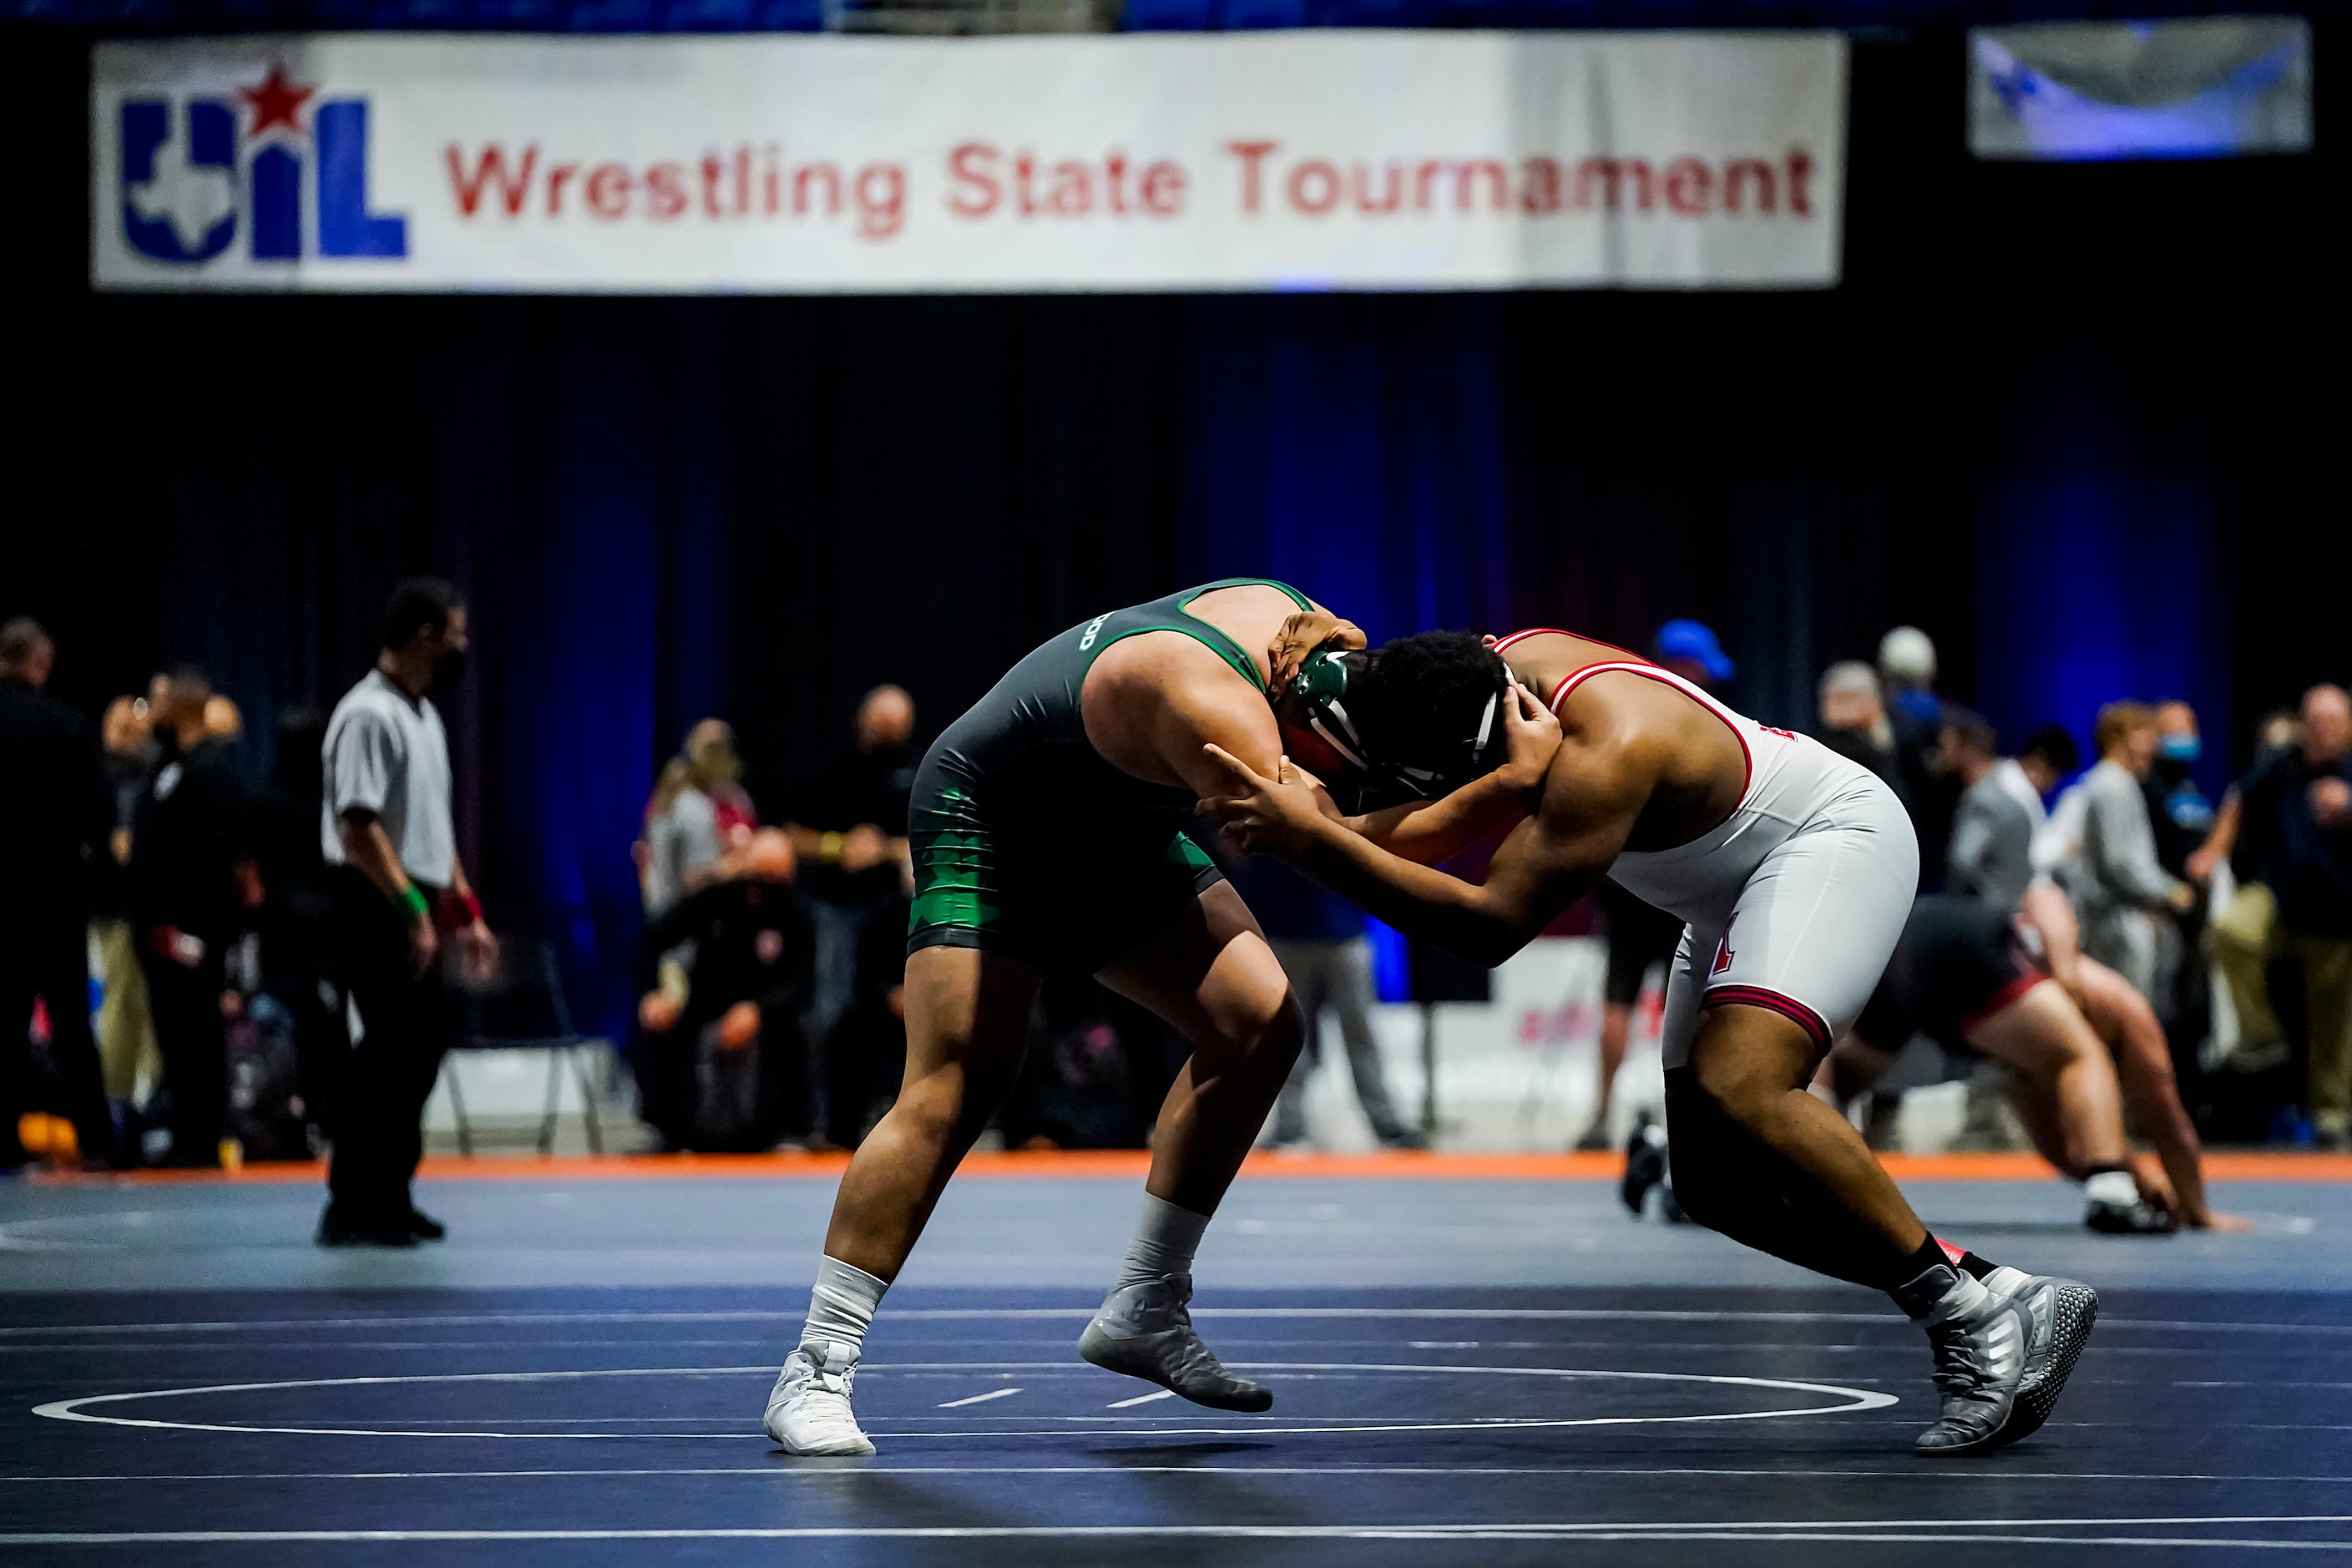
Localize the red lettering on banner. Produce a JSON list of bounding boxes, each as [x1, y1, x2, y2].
[[447, 143, 539, 217], [1453, 159, 1506, 212], [795, 163, 841, 215], [856, 163, 906, 238], [1140, 160, 1185, 215], [1413, 159, 1444, 211], [1048, 159, 1091, 215], [1014, 151, 1039, 215], [1663, 157, 1711, 214], [1104, 151, 1129, 215], [586, 163, 630, 219], [1786, 146, 1813, 215], [645, 162, 687, 220], [545, 162, 578, 216], [1575, 156, 1651, 211], [761, 145, 781, 215], [1226, 140, 1277, 214], [700, 154, 726, 217], [948, 142, 999, 217], [1353, 162, 1402, 215], [1287, 159, 1341, 215], [1722, 157, 1774, 213], [1520, 157, 1561, 214]]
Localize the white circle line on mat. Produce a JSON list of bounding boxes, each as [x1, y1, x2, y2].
[[32, 1361, 1896, 1440]]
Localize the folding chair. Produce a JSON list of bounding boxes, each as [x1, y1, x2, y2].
[[439, 937, 607, 1156]]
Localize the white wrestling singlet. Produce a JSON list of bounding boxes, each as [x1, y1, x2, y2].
[[1492, 633, 1920, 1066]]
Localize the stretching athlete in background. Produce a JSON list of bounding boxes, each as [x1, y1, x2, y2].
[[763, 584, 1552, 1455], [1820, 886, 2248, 1235], [1206, 623, 2101, 1456]]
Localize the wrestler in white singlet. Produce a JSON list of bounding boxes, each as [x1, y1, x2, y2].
[[1491, 630, 1919, 1068]]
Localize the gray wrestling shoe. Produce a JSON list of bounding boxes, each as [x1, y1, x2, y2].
[[1896, 1262, 2098, 1456], [1079, 1273, 1272, 1413]]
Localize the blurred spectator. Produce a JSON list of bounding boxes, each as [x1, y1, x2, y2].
[[1815, 660, 1907, 802], [1651, 619, 1735, 690], [639, 720, 755, 917], [2011, 726, 2080, 812], [2147, 701, 2218, 872], [2068, 702, 2195, 1010], [128, 666, 254, 1167], [1940, 706, 2035, 912], [1237, 857, 1421, 1151], [1880, 627, 1957, 888], [2144, 701, 2218, 1066], [788, 685, 917, 1146], [319, 577, 497, 1245], [0, 618, 118, 1168], [251, 706, 340, 1146], [2197, 685, 2352, 1148], [90, 694, 160, 1133], [633, 828, 815, 1151]]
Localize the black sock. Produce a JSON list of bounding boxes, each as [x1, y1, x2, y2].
[[1955, 1250, 1998, 1282], [1898, 1234, 1954, 1284]]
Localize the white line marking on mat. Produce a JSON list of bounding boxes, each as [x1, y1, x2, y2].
[[8, 1465, 2352, 1485], [1105, 1389, 1176, 1409], [28, 1362, 1895, 1441], [935, 1388, 1022, 1409], [3, 1516, 2349, 1547]]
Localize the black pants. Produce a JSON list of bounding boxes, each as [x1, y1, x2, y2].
[[326, 868, 448, 1222], [0, 909, 114, 1163], [139, 939, 227, 1165]]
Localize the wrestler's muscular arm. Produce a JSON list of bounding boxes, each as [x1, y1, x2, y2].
[[1085, 635, 1292, 801], [1206, 721, 1660, 967]]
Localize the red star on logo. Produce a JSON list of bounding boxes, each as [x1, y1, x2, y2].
[[238, 63, 315, 138]]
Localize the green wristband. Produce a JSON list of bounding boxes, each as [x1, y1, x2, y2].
[[395, 884, 430, 921]]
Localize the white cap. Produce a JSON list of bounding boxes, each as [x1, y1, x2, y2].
[[1879, 626, 1937, 688]]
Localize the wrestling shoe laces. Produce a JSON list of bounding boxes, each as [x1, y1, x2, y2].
[[1079, 1272, 1273, 1413], [763, 1339, 875, 1456], [1896, 1262, 2098, 1457]]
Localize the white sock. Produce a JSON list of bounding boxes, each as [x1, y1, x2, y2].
[[801, 1256, 888, 1356], [1111, 1194, 1211, 1292], [2084, 1169, 2139, 1206]]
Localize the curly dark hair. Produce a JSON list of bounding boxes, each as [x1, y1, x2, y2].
[[1347, 630, 1511, 787]]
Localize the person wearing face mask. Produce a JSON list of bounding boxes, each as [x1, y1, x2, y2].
[[316, 577, 498, 1246], [2066, 703, 2195, 1013], [2194, 685, 2352, 1146]]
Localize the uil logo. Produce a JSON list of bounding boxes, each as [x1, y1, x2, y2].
[[120, 64, 407, 265]]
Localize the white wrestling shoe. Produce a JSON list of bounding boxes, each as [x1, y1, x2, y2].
[[1079, 1273, 1272, 1413], [763, 1339, 876, 1456]]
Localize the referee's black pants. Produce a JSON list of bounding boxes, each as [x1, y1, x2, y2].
[[326, 868, 448, 1225], [0, 907, 114, 1165]]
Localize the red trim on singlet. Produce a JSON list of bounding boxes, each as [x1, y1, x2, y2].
[[1702, 984, 1832, 1050], [1960, 973, 2048, 1036], [1491, 627, 1758, 805], [1552, 663, 1756, 804]]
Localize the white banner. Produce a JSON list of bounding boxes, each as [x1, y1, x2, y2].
[[93, 32, 1844, 293]]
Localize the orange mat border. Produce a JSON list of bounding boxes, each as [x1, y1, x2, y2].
[[28, 1147, 2352, 1186]]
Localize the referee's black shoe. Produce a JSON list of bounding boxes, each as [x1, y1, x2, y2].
[[405, 1206, 448, 1242], [316, 1203, 419, 1248]]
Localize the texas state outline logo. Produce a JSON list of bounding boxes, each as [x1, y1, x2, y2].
[[118, 63, 407, 265]]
